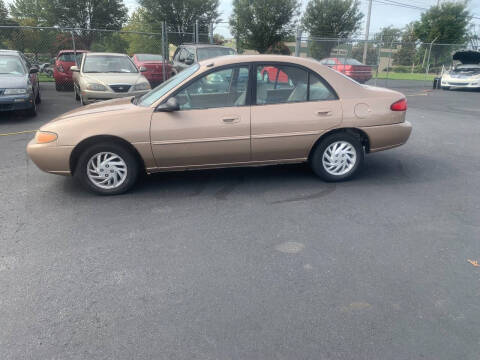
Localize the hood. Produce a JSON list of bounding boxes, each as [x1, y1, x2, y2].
[[452, 50, 480, 64], [0, 74, 28, 88], [51, 97, 135, 122], [83, 72, 146, 86]]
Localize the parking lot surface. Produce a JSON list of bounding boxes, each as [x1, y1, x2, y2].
[[1, 82, 479, 359]]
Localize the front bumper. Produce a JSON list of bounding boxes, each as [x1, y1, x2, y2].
[[0, 94, 34, 112], [81, 89, 149, 104], [361, 121, 412, 153], [441, 78, 480, 88], [27, 138, 74, 175]]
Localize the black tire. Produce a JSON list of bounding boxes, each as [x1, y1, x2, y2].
[[310, 133, 364, 182], [442, 86, 450, 91], [74, 142, 140, 195], [27, 99, 37, 117], [74, 85, 80, 101], [55, 82, 62, 91], [35, 89, 41, 104]]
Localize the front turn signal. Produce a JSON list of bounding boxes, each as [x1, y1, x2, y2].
[[35, 131, 58, 144]]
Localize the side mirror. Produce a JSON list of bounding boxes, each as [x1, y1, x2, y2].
[[29, 67, 38, 74], [156, 97, 180, 112], [185, 57, 194, 65], [139, 66, 147, 72], [70, 65, 79, 72]]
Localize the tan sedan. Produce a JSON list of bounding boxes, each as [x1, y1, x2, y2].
[[71, 52, 151, 105], [27, 55, 412, 195]]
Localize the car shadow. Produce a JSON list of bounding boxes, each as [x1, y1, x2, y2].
[[0, 111, 35, 124], [56, 151, 455, 201]]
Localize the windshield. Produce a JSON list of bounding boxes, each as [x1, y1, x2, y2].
[[137, 64, 200, 107], [339, 58, 365, 65], [58, 53, 83, 62], [136, 54, 164, 62], [0, 55, 26, 75], [197, 47, 236, 62], [83, 55, 138, 73]]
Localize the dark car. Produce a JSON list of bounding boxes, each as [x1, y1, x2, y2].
[[172, 44, 236, 73], [131, 53, 175, 88], [320, 57, 372, 83], [0, 49, 40, 116], [54, 50, 87, 90]]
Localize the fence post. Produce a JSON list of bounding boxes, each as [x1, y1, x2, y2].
[[295, 27, 302, 57], [195, 20, 199, 44], [208, 23, 214, 44], [162, 21, 167, 82], [385, 39, 394, 87], [425, 36, 438, 85], [70, 31, 77, 64]]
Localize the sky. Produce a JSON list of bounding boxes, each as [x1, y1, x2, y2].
[[5, 0, 480, 39], [213, 0, 480, 38]]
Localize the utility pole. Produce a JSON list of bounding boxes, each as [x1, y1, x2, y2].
[[362, 0, 373, 64]]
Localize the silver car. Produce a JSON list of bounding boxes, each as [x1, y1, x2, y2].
[[72, 52, 151, 105]]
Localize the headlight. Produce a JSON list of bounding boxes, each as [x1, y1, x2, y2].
[[86, 83, 106, 91], [35, 131, 58, 144], [4, 88, 27, 95], [134, 82, 151, 91]]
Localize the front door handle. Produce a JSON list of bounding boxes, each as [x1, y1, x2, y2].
[[222, 117, 240, 124], [316, 110, 332, 117]]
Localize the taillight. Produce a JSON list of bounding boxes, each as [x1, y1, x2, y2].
[[391, 98, 407, 111], [57, 64, 65, 72]]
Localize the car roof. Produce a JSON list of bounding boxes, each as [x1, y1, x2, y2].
[[0, 49, 21, 55], [58, 50, 87, 54], [179, 44, 234, 49], [197, 54, 322, 68], [85, 52, 129, 57]]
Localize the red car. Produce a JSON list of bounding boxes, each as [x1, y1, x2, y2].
[[320, 58, 372, 83], [54, 50, 87, 90], [260, 66, 289, 83], [131, 53, 174, 88]]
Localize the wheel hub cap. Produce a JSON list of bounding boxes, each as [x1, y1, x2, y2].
[[87, 152, 127, 190], [322, 141, 357, 176]]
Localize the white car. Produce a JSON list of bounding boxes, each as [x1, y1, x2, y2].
[[441, 50, 480, 90], [71, 52, 151, 105]]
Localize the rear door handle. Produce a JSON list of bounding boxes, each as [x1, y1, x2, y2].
[[222, 117, 240, 124], [316, 110, 332, 117]]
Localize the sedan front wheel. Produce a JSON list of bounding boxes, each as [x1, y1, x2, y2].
[[75, 143, 139, 195], [310, 133, 364, 182]]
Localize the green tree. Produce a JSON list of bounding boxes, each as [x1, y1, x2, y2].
[[302, 0, 363, 59], [138, 0, 219, 46], [122, 9, 162, 55], [413, 1, 470, 65], [10, 0, 128, 48], [230, 0, 299, 54], [394, 23, 418, 67], [374, 26, 402, 43]]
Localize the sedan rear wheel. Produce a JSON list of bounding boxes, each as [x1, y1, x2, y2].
[[75, 143, 139, 195], [310, 133, 364, 182]]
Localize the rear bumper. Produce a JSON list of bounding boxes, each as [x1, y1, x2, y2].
[[27, 138, 73, 175], [0, 94, 34, 111], [361, 121, 412, 152], [54, 71, 73, 83]]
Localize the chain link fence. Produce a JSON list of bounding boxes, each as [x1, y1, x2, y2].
[[294, 34, 467, 90], [0, 24, 213, 83]]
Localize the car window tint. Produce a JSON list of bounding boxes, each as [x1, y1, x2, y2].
[[256, 65, 308, 104], [137, 64, 200, 107], [176, 66, 249, 110], [58, 53, 78, 62], [309, 73, 337, 101], [0, 55, 26, 75], [197, 47, 236, 62]]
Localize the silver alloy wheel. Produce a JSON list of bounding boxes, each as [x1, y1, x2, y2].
[[87, 152, 128, 190], [322, 141, 357, 176]]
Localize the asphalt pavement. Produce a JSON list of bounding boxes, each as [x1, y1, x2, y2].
[[0, 81, 479, 360]]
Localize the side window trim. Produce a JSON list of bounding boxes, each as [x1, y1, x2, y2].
[[166, 64, 252, 110]]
